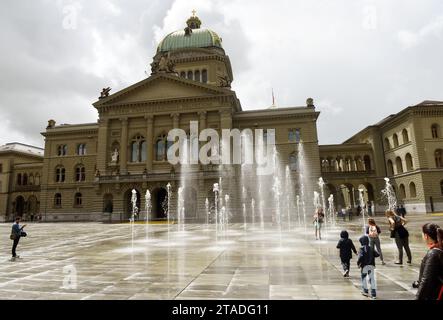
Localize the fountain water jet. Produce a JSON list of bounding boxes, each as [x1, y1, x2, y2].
[[327, 194, 335, 226], [213, 183, 219, 241], [318, 177, 327, 226], [358, 188, 367, 232], [145, 190, 152, 239], [177, 187, 185, 232], [381, 177, 397, 211], [205, 198, 210, 230]]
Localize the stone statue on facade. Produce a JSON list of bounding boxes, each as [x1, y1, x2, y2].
[[217, 75, 231, 88], [151, 53, 176, 75], [99, 87, 111, 99], [111, 148, 119, 163]]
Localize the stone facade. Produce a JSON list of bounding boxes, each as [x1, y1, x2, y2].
[[1, 15, 442, 222]]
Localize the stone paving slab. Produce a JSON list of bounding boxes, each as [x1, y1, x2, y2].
[[0, 214, 441, 300]]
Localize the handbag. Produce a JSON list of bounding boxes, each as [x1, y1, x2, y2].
[[10, 233, 16, 240], [20, 231, 27, 237]]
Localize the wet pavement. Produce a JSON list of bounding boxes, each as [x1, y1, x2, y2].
[[0, 214, 441, 300]]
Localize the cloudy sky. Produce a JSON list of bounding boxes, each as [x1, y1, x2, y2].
[[1, 0, 442, 147]]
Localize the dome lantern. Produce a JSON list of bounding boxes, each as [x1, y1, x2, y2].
[[186, 10, 201, 30]]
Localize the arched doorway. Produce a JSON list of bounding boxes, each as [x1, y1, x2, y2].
[[103, 194, 113, 213], [27, 195, 38, 218], [123, 189, 140, 220], [338, 184, 355, 209], [181, 187, 197, 219], [15, 196, 25, 217], [152, 187, 167, 219]]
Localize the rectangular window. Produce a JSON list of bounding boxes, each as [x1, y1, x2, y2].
[[0, 163, 2, 173], [289, 128, 301, 142]]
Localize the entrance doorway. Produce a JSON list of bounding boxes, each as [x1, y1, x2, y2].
[[152, 188, 167, 219]]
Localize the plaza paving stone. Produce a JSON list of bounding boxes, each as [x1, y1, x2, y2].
[[0, 214, 442, 300]]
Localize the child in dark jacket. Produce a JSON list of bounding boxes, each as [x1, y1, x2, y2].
[[336, 230, 357, 277], [357, 235, 380, 299]]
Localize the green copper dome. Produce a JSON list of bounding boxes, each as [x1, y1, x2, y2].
[[157, 28, 222, 53], [157, 13, 222, 53]]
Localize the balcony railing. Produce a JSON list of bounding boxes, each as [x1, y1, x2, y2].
[[97, 169, 226, 183], [14, 185, 41, 192], [321, 170, 376, 177]]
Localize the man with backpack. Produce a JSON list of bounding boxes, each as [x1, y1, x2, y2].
[[10, 216, 27, 260]]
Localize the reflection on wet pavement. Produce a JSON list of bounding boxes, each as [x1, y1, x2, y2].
[[0, 214, 441, 300]]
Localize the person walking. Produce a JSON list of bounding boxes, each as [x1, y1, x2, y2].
[[365, 218, 385, 265], [386, 210, 412, 265], [348, 206, 353, 221], [357, 235, 380, 299], [367, 201, 372, 217], [10, 217, 27, 260], [336, 230, 357, 277], [313, 208, 325, 240], [413, 223, 443, 300]]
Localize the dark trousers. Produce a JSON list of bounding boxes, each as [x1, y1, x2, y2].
[[12, 237, 20, 257], [394, 234, 412, 263], [341, 259, 351, 272]]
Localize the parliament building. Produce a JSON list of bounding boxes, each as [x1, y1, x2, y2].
[[1, 14, 443, 222]]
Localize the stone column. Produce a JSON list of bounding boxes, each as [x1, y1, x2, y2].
[[146, 115, 154, 171], [198, 111, 207, 130], [198, 111, 207, 170], [171, 113, 180, 129], [120, 118, 128, 174], [96, 118, 109, 175]]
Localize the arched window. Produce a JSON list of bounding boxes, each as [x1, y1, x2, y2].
[[29, 174, 34, 185], [431, 124, 440, 139], [74, 192, 82, 207], [55, 166, 66, 183], [202, 69, 208, 83], [180, 71, 186, 78], [57, 145, 67, 156], [17, 173, 22, 186], [393, 134, 399, 148], [130, 134, 146, 162], [435, 149, 443, 168], [409, 182, 417, 198], [395, 157, 403, 174], [387, 160, 394, 176], [22, 173, 28, 186], [345, 158, 352, 171], [75, 165, 85, 182], [402, 129, 409, 144], [194, 70, 201, 82], [405, 153, 413, 171], [289, 153, 298, 171], [355, 157, 364, 171], [364, 155, 372, 171], [35, 174, 40, 185], [187, 71, 193, 81], [384, 138, 390, 151], [399, 184, 406, 199], [76, 143, 86, 155], [155, 134, 167, 161], [54, 193, 62, 207], [440, 180, 443, 195]]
